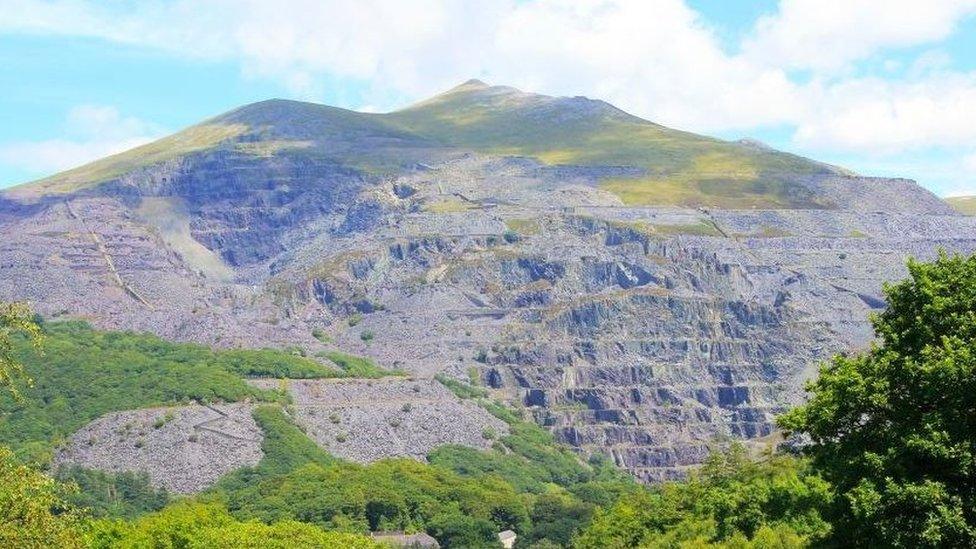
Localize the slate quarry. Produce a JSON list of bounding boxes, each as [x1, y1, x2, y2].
[[4, 81, 975, 482]]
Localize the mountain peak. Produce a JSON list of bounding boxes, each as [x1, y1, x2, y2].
[[459, 78, 489, 88]]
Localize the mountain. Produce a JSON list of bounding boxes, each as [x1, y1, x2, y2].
[[5, 79, 885, 209], [1, 81, 974, 483], [388, 79, 845, 209], [947, 195, 976, 215]]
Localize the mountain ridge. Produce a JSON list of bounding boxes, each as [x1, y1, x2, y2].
[[6, 80, 863, 210], [947, 195, 976, 215]]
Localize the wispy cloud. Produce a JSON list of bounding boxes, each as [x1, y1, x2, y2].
[[0, 105, 163, 174]]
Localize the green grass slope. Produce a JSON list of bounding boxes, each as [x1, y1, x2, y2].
[[946, 196, 976, 215], [5, 100, 438, 200], [386, 80, 843, 208], [9, 123, 249, 198]]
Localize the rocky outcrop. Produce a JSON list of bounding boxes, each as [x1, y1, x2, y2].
[[52, 404, 263, 493], [250, 378, 509, 463]]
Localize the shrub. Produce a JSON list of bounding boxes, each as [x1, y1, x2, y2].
[[322, 351, 401, 378]]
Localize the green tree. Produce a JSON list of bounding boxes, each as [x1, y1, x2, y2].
[[0, 446, 85, 548], [56, 466, 169, 520], [427, 508, 498, 548], [86, 501, 383, 548], [0, 303, 83, 547], [573, 445, 830, 549], [780, 252, 976, 547], [0, 301, 41, 399]]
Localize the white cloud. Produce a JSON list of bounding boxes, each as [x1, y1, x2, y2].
[[488, 0, 803, 131], [794, 73, 976, 153], [743, 0, 976, 73], [0, 105, 163, 174]]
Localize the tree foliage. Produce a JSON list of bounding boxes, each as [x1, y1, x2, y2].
[[0, 301, 42, 399], [574, 444, 830, 548], [56, 466, 169, 521], [780, 252, 976, 547], [86, 501, 382, 548], [214, 406, 530, 547], [0, 446, 85, 548]]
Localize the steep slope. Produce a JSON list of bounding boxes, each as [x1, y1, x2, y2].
[[5, 99, 441, 201], [0, 81, 971, 482]]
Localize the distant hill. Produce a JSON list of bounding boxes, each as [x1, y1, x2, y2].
[[947, 196, 976, 215]]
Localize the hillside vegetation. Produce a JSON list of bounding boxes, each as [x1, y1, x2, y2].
[[4, 251, 976, 546], [3, 313, 819, 547], [0, 320, 383, 463]]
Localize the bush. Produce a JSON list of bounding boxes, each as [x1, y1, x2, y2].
[[84, 501, 382, 549], [323, 351, 401, 378]]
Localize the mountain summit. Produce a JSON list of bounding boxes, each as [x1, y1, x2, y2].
[[8, 80, 861, 209]]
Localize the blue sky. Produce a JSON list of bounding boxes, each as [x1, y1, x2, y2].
[[1, 0, 975, 196]]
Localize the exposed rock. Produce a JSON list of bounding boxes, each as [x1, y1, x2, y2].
[[250, 378, 509, 463], [52, 403, 262, 493]]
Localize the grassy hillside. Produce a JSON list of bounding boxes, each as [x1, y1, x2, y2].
[[947, 195, 976, 215], [0, 318, 838, 547], [5, 100, 437, 199], [11, 124, 248, 197], [208, 390, 637, 547], [387, 80, 841, 208], [5, 81, 848, 209]]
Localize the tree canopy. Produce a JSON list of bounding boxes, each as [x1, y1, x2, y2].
[[0, 301, 41, 399], [574, 445, 831, 548], [0, 446, 85, 548], [780, 252, 976, 547]]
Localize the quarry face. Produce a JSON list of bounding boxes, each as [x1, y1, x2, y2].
[[6, 84, 976, 482]]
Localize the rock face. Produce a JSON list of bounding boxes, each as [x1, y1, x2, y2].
[[5, 83, 976, 482], [253, 378, 509, 463], [52, 404, 263, 493]]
